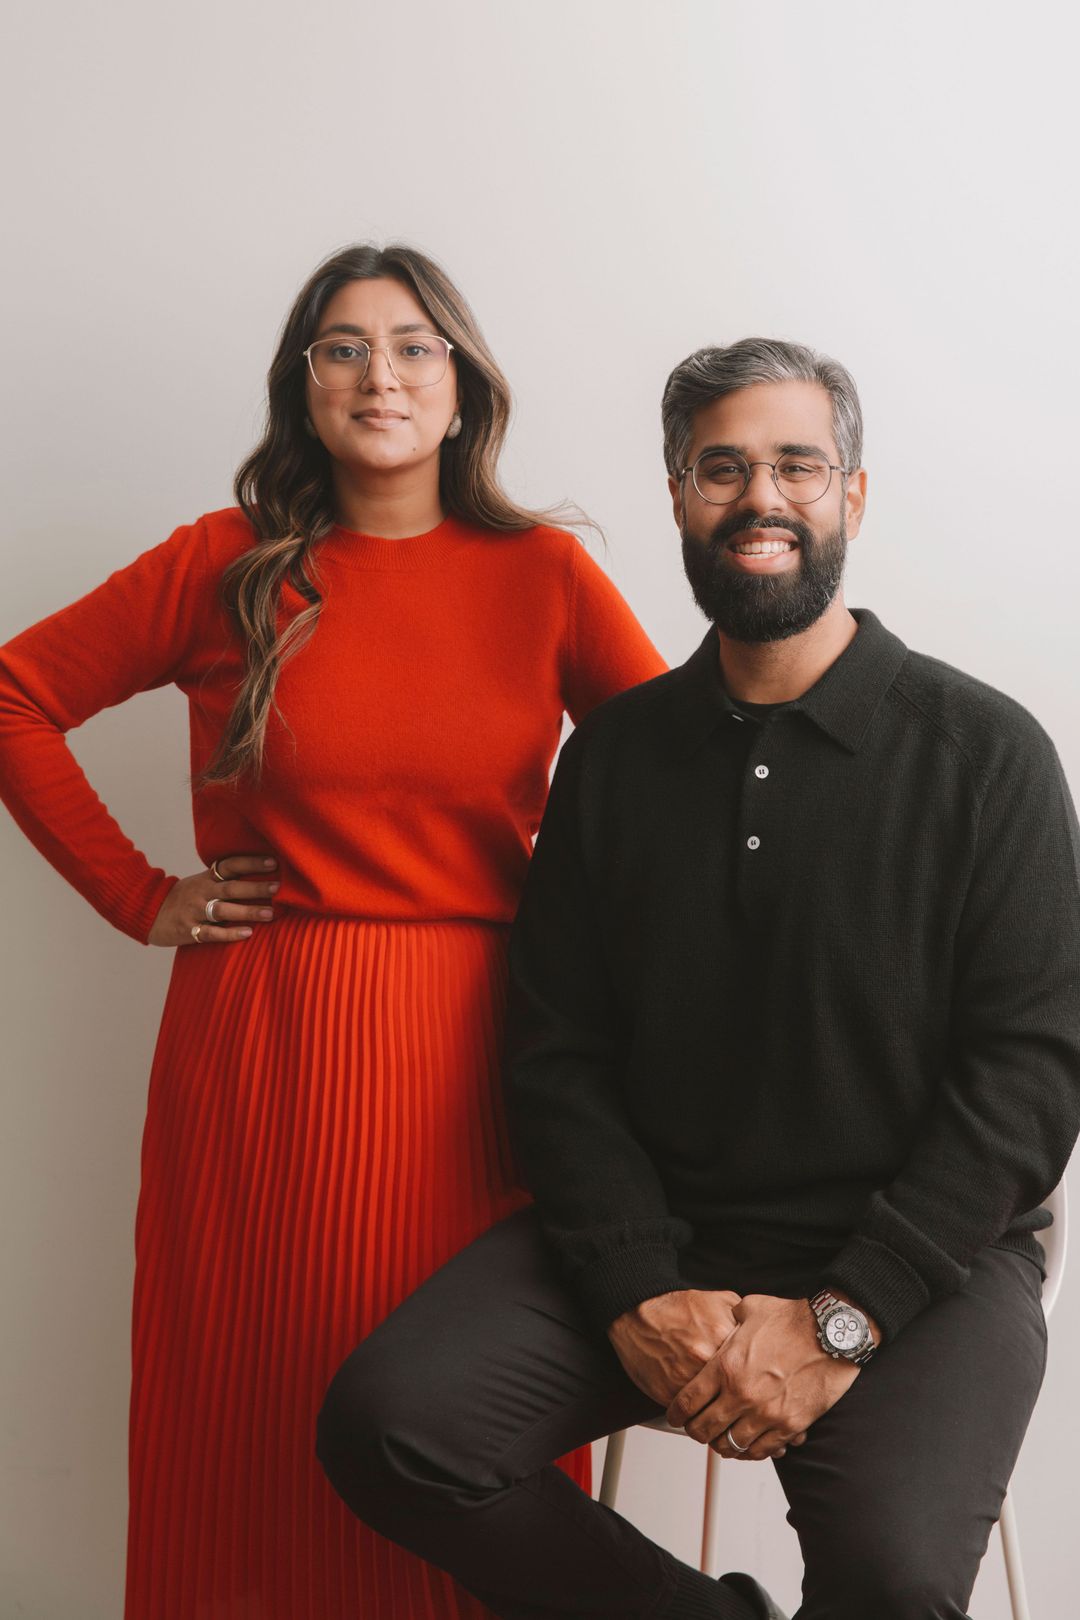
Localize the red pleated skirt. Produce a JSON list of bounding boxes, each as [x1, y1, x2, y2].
[[126, 914, 590, 1620]]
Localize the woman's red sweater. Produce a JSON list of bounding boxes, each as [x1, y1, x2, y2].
[[0, 508, 665, 941]]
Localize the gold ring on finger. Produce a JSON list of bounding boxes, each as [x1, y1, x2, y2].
[[191, 924, 204, 944], [205, 897, 222, 923], [210, 858, 227, 882]]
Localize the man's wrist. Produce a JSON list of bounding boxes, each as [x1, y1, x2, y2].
[[607, 1288, 685, 1338], [829, 1291, 881, 1346], [807, 1289, 880, 1364]]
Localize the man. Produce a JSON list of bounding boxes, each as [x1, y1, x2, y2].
[[317, 339, 1080, 1620]]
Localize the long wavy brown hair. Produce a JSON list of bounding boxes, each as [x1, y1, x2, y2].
[[199, 243, 562, 787]]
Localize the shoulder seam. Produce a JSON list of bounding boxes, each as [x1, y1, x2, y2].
[[887, 680, 987, 790]]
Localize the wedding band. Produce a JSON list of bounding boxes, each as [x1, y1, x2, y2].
[[210, 859, 227, 882], [205, 898, 222, 923], [724, 1427, 750, 1455], [191, 925, 204, 944]]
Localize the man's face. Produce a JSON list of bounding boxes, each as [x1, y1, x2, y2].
[[670, 380, 866, 644]]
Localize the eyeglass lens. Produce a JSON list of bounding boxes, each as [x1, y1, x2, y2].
[[692, 452, 833, 505], [308, 336, 450, 389]]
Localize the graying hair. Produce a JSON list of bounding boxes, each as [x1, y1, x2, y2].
[[661, 337, 863, 479]]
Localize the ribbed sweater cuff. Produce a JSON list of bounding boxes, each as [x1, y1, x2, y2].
[[820, 1233, 932, 1343], [106, 868, 179, 944], [572, 1242, 686, 1330]]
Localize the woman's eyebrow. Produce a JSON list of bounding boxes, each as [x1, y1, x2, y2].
[[315, 322, 434, 336]]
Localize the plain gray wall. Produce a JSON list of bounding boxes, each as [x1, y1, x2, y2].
[[2, 3, 1077, 1615]]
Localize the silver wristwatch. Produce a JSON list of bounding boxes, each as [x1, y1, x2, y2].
[[809, 1290, 877, 1365]]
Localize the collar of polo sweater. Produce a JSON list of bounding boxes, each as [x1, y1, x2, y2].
[[672, 608, 910, 758]]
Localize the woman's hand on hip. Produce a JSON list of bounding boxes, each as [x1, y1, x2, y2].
[[148, 854, 280, 947]]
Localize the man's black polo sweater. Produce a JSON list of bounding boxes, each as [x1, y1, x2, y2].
[[505, 610, 1080, 1342]]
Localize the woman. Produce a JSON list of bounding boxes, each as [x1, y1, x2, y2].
[[0, 244, 665, 1620]]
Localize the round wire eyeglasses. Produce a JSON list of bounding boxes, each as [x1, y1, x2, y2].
[[681, 451, 845, 505]]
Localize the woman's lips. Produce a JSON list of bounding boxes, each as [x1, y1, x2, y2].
[[352, 410, 409, 429]]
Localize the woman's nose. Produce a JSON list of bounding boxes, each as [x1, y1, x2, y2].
[[362, 346, 399, 390]]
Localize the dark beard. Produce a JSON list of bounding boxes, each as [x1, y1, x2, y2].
[[680, 510, 847, 644]]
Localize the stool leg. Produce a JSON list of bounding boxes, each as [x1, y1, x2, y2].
[[700, 1447, 722, 1576], [598, 1430, 627, 1509], [999, 1490, 1032, 1620]]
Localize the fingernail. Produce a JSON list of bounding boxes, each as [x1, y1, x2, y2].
[[238, 928, 253, 937], [268, 882, 280, 892], [263, 858, 277, 868], [258, 909, 273, 920]]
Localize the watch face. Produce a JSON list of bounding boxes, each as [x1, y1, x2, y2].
[[824, 1308, 866, 1352]]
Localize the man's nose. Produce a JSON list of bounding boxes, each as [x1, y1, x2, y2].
[[733, 463, 787, 516]]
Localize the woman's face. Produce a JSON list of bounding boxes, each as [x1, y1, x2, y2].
[[304, 277, 460, 477]]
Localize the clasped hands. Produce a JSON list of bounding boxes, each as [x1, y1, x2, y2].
[[607, 1287, 861, 1462]]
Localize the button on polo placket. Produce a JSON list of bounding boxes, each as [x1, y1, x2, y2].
[[747, 750, 771, 853], [736, 724, 783, 918]]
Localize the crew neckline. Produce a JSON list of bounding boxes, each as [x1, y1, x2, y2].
[[321, 514, 477, 571], [729, 696, 795, 719]]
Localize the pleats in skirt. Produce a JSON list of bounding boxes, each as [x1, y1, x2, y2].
[[125, 913, 591, 1620]]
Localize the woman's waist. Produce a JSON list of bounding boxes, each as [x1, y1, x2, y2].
[[273, 901, 511, 930], [167, 908, 513, 1015], [203, 904, 512, 940], [196, 840, 524, 926]]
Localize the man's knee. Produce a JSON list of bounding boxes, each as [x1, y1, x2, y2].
[[802, 1528, 971, 1620], [316, 1337, 451, 1530], [316, 1348, 398, 1512], [316, 1332, 493, 1532]]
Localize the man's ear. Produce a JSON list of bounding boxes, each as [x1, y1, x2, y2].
[[668, 473, 684, 530], [844, 467, 868, 541]]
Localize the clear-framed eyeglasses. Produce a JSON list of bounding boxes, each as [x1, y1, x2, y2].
[[681, 451, 846, 506], [304, 333, 455, 390]]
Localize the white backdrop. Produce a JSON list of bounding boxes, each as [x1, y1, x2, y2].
[[2, 3, 1078, 1616]]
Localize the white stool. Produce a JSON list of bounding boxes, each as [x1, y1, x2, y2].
[[598, 1178, 1068, 1612], [999, 1178, 1067, 1620]]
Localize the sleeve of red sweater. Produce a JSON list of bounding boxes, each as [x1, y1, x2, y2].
[[0, 518, 216, 943], [560, 540, 666, 719]]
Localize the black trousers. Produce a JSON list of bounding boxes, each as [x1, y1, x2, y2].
[[316, 1208, 1046, 1620]]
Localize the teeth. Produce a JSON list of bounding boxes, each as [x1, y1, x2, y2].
[[731, 539, 796, 555]]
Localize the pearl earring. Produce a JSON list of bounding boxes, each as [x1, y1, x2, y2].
[[445, 413, 462, 441]]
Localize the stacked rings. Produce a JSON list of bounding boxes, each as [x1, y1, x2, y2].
[[204, 898, 222, 923]]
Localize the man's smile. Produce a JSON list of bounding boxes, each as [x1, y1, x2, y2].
[[724, 534, 802, 571], [727, 536, 798, 555]]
